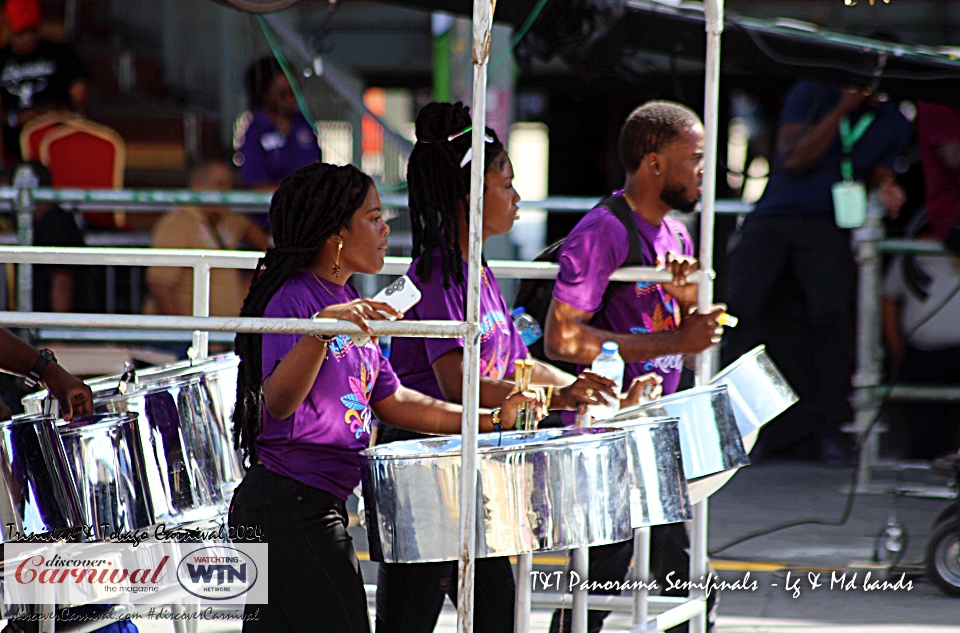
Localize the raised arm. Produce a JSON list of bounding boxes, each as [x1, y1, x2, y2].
[[779, 88, 869, 175]]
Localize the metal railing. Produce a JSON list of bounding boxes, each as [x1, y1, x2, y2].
[[849, 219, 960, 488], [0, 242, 711, 633]]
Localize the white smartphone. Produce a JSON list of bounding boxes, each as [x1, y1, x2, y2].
[[352, 275, 422, 347]]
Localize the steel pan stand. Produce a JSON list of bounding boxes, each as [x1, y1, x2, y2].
[[514, 552, 533, 633], [571, 547, 589, 633], [632, 527, 651, 627]]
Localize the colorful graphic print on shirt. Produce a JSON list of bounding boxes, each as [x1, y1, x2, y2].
[[630, 282, 683, 374], [480, 310, 511, 379], [339, 346, 379, 439]]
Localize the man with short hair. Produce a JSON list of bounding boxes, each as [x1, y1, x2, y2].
[[544, 100, 724, 633], [0, 0, 90, 161]]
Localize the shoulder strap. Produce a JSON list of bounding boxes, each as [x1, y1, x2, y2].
[[598, 193, 645, 266]]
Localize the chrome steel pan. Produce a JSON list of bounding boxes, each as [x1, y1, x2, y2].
[[362, 427, 632, 563], [612, 384, 748, 483], [0, 414, 83, 542], [709, 345, 798, 452], [58, 413, 153, 539], [23, 354, 244, 498], [597, 416, 691, 528], [95, 376, 225, 525]]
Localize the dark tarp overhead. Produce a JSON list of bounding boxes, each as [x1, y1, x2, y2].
[[386, 0, 960, 107]]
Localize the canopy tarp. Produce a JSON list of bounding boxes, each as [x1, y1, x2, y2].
[[387, 0, 960, 107]]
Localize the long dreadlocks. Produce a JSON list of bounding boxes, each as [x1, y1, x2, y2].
[[406, 102, 506, 288], [232, 162, 373, 466]]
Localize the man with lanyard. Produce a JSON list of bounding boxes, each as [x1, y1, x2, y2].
[[725, 81, 908, 462]]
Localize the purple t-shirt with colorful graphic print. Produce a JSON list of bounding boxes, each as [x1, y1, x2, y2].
[[258, 269, 400, 499], [553, 193, 694, 396], [390, 251, 530, 401]]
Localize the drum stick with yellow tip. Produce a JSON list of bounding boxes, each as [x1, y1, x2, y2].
[[523, 358, 535, 430], [717, 313, 738, 327], [514, 359, 526, 430]]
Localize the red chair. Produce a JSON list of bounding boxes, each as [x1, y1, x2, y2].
[[19, 111, 80, 161], [39, 119, 127, 230]]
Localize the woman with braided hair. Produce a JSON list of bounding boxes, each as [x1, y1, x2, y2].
[[227, 161, 535, 633], [375, 102, 662, 632]]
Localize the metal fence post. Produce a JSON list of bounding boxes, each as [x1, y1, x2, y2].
[[14, 182, 36, 313], [851, 204, 886, 487]]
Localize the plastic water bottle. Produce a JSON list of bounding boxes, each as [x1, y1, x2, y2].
[[511, 307, 543, 346], [588, 341, 624, 421]]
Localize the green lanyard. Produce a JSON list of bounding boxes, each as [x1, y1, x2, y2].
[[838, 112, 876, 181]]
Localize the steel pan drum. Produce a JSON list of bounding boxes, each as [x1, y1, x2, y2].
[[96, 376, 226, 524], [362, 427, 632, 563], [58, 413, 153, 539], [0, 414, 83, 542], [611, 384, 748, 486], [598, 416, 691, 528], [709, 345, 798, 452], [23, 354, 244, 501]]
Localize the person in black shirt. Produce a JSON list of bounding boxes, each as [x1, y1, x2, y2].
[[0, 0, 90, 161]]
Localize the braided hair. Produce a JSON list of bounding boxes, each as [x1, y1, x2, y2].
[[406, 102, 506, 287], [232, 162, 373, 466]]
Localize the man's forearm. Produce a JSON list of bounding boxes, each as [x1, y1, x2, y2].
[[547, 321, 683, 366]]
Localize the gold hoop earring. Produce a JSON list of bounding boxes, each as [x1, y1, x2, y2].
[[333, 241, 343, 278]]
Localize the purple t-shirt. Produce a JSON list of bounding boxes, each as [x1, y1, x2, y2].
[[257, 269, 400, 499], [235, 111, 323, 188], [391, 252, 530, 400], [553, 194, 694, 396]]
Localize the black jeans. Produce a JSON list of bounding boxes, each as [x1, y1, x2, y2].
[[375, 557, 516, 632], [725, 215, 855, 452], [228, 464, 371, 633], [548, 523, 717, 633]]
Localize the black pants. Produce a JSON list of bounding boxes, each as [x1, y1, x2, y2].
[[228, 464, 371, 633], [375, 557, 516, 632], [895, 347, 960, 460], [725, 215, 855, 452], [548, 523, 717, 633]]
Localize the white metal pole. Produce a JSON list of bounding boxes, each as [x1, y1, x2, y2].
[[458, 1, 493, 631], [572, 547, 589, 633], [632, 527, 651, 627], [515, 552, 533, 633], [192, 263, 211, 358], [692, 2, 724, 633], [14, 186, 34, 313]]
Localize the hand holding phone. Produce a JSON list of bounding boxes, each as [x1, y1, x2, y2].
[[352, 276, 422, 347]]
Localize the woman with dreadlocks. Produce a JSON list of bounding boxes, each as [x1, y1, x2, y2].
[[227, 162, 535, 633], [374, 102, 663, 633]]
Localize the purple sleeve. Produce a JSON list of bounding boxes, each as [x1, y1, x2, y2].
[[414, 278, 469, 364], [371, 353, 401, 403], [260, 284, 313, 378], [237, 117, 273, 188], [553, 210, 629, 313]]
